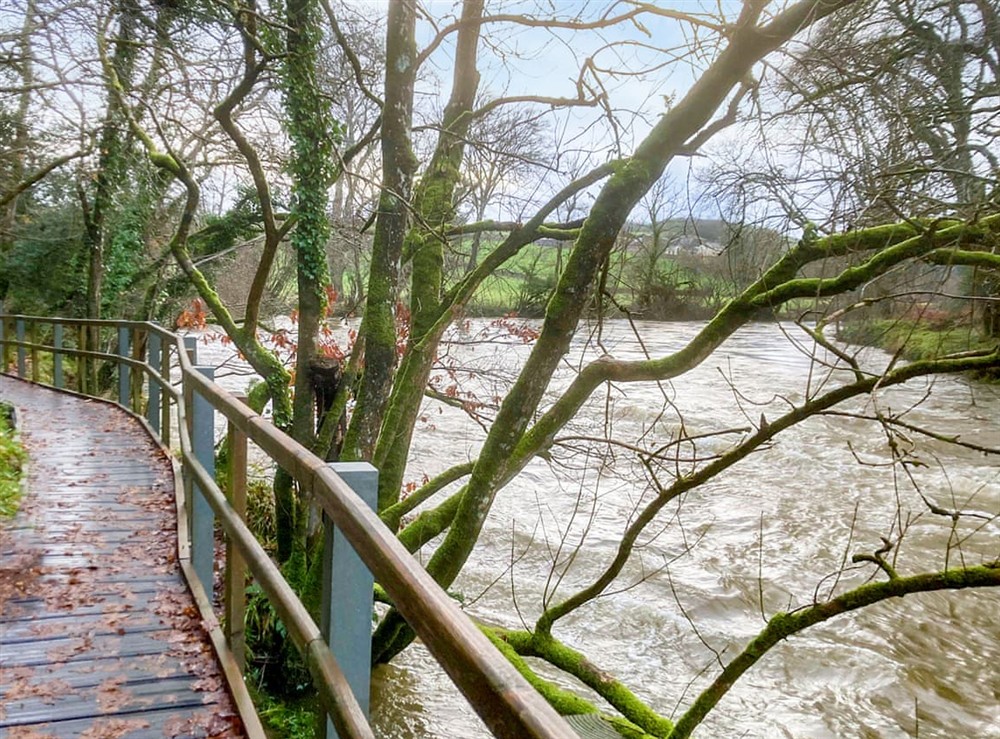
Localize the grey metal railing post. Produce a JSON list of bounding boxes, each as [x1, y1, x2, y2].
[[16, 319, 25, 378], [147, 332, 161, 434], [320, 462, 378, 739], [53, 323, 64, 389], [184, 335, 198, 364], [118, 327, 131, 408], [191, 365, 216, 593]]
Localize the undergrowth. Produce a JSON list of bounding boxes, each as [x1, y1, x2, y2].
[[0, 404, 26, 517]]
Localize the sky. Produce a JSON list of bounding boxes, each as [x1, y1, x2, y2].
[[392, 0, 746, 221]]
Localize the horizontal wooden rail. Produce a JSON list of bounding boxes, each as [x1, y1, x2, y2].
[[0, 312, 578, 739]]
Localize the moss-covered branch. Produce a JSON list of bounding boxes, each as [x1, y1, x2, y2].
[[668, 563, 1000, 739], [500, 629, 674, 737], [98, 5, 293, 431], [212, 6, 281, 336], [534, 347, 999, 635], [373, 0, 865, 665], [924, 247, 1000, 270], [380, 461, 474, 531], [367, 0, 486, 513], [751, 215, 1000, 307], [483, 628, 597, 717], [396, 488, 463, 552]]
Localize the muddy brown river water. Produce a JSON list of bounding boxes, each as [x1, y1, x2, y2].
[[197, 320, 999, 738]]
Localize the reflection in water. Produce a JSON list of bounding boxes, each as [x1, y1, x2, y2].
[[194, 320, 1000, 738]]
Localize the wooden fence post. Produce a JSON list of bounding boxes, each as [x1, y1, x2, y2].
[[87, 324, 99, 392], [77, 324, 86, 394], [190, 365, 216, 596], [29, 321, 38, 383], [131, 329, 143, 410], [147, 332, 161, 434], [16, 319, 25, 378], [118, 326, 131, 408], [0, 302, 6, 371], [161, 338, 171, 447], [53, 323, 63, 389], [320, 462, 378, 739], [225, 392, 249, 673]]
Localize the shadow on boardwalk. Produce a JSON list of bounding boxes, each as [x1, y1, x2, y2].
[[0, 376, 245, 738]]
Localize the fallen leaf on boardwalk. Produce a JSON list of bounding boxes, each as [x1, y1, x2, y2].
[[162, 713, 204, 737], [1, 386, 242, 737], [193, 676, 223, 693], [96, 676, 128, 713], [206, 711, 244, 737], [80, 718, 150, 738], [4, 727, 59, 739], [3, 676, 72, 705]]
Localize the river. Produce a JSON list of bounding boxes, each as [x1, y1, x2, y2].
[[195, 319, 1000, 738]]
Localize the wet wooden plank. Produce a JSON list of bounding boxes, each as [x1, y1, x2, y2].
[[2, 673, 211, 725], [2, 703, 241, 739], [0, 376, 244, 738]]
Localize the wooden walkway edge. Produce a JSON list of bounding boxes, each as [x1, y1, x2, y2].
[[0, 376, 248, 738]]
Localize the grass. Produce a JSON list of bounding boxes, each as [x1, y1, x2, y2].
[[0, 404, 27, 518], [249, 675, 318, 739], [837, 317, 998, 382], [837, 317, 993, 362], [459, 240, 736, 318]]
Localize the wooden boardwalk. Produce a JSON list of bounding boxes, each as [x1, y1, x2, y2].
[[0, 376, 245, 738]]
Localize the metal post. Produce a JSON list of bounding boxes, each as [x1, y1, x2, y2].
[[53, 323, 64, 389], [190, 365, 216, 595], [320, 462, 378, 739], [225, 393, 248, 673], [184, 334, 198, 364], [147, 332, 161, 434], [16, 319, 25, 378], [118, 327, 131, 408]]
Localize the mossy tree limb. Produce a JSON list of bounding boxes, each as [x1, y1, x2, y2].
[[380, 460, 474, 531], [533, 346, 1000, 637], [372, 0, 858, 665], [668, 563, 1000, 739], [499, 629, 674, 737]]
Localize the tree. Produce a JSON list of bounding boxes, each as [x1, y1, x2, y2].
[[723, 0, 1000, 331], [455, 101, 545, 275], [3, 0, 999, 735], [353, 4, 1000, 735]]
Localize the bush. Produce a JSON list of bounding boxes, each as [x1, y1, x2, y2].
[[0, 405, 26, 518]]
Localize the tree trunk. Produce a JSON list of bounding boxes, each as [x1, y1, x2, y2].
[[342, 0, 417, 461], [0, 0, 35, 296]]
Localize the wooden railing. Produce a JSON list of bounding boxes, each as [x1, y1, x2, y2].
[[0, 313, 578, 739]]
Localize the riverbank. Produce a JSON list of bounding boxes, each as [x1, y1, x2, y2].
[[837, 318, 998, 380]]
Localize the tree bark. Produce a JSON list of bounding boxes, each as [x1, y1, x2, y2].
[[342, 0, 418, 461]]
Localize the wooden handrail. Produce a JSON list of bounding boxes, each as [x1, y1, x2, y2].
[[0, 313, 579, 739]]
